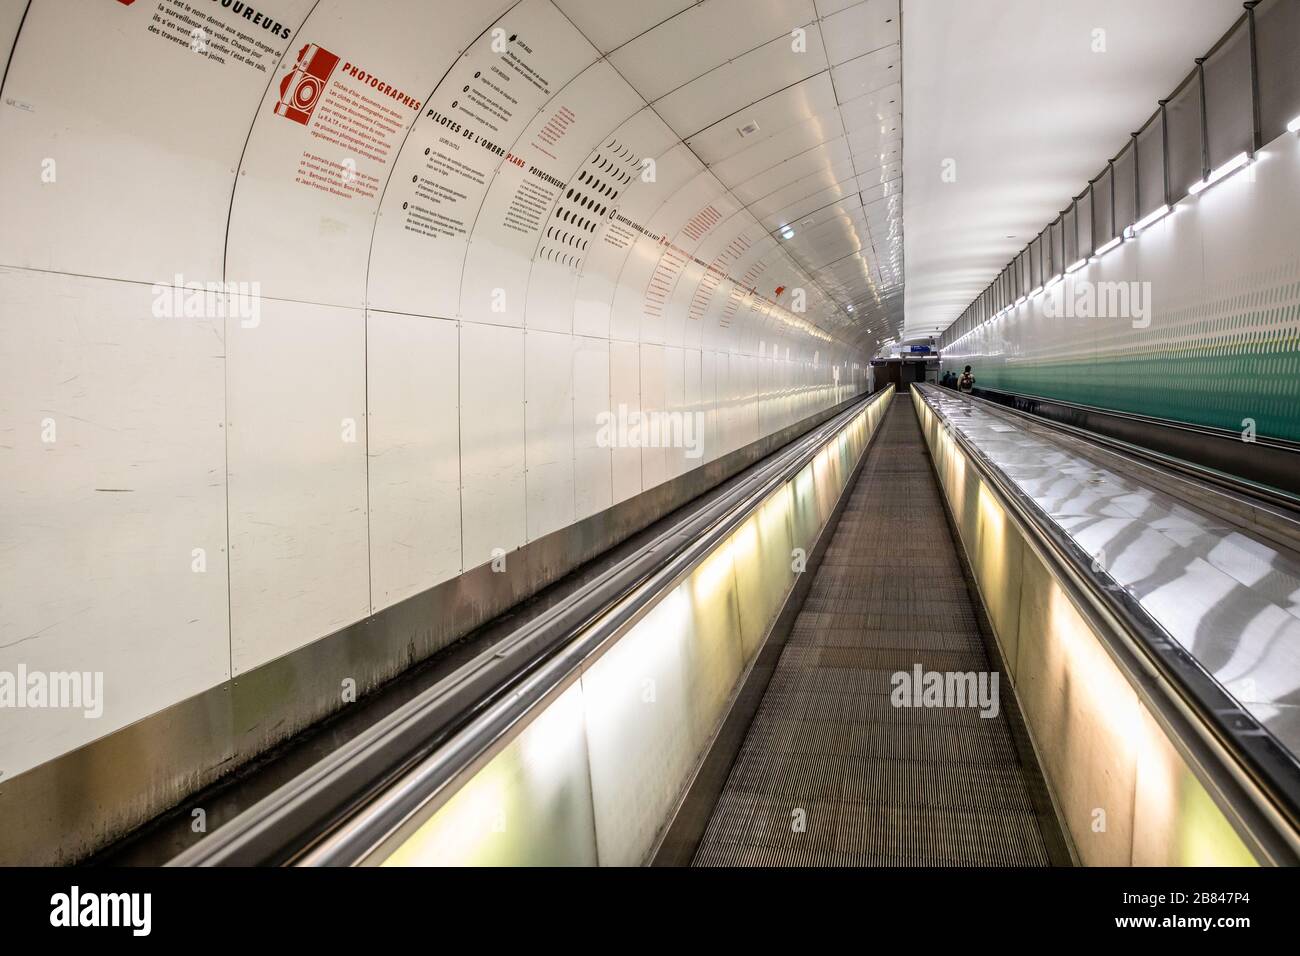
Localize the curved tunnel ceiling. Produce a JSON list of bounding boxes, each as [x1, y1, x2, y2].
[[0, 0, 905, 355], [901, 0, 1244, 340]]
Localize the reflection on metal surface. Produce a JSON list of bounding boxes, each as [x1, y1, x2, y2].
[[925, 386, 1300, 756], [972, 386, 1300, 502], [913, 384, 1281, 865]]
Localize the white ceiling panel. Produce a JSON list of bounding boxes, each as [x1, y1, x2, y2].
[[708, 110, 844, 185], [858, 181, 895, 205], [609, 0, 816, 102], [759, 180, 859, 230], [815, 0, 869, 18], [831, 46, 901, 103], [653, 27, 828, 137], [732, 139, 854, 204], [686, 74, 839, 163], [789, 198, 862, 235], [552, 0, 695, 52], [840, 89, 902, 134], [857, 161, 903, 187], [848, 127, 902, 158], [582, 0, 909, 344], [751, 160, 858, 223], [821, 0, 899, 66]]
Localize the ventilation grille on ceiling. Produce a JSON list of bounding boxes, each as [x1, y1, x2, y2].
[[736, 119, 760, 138]]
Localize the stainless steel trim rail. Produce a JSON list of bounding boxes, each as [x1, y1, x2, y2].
[[961, 389, 1300, 556], [170, 387, 895, 866], [971, 385, 1300, 504], [915, 384, 1300, 865]]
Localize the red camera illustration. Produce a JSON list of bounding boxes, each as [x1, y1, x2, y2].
[[274, 43, 340, 126]]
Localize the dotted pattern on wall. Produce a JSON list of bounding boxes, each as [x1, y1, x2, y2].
[[957, 259, 1300, 442], [536, 138, 636, 269]]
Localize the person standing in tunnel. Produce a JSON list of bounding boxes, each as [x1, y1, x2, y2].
[[958, 366, 975, 393]]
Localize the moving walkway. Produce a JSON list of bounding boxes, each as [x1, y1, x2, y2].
[[98, 384, 1300, 867], [686, 398, 1067, 866]]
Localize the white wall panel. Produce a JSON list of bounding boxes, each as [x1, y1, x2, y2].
[[227, 298, 369, 673], [700, 349, 719, 463], [0, 0, 311, 282], [715, 351, 735, 455], [572, 335, 612, 520], [0, 268, 229, 778], [0, 0, 26, 57], [525, 330, 576, 541], [572, 109, 679, 340], [522, 61, 644, 334], [456, 6, 601, 330], [609, 339, 642, 503], [638, 170, 726, 346], [227, 0, 494, 307], [663, 345, 688, 480], [609, 145, 706, 343], [363, 0, 541, 317], [460, 322, 526, 567], [366, 311, 461, 610], [638, 343, 668, 490]]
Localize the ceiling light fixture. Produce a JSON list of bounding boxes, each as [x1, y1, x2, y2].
[[1132, 204, 1171, 232], [1188, 152, 1251, 195], [1092, 235, 1123, 259]]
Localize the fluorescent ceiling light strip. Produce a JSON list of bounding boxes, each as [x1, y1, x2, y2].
[[1289, 114, 1300, 134], [1045, 273, 1063, 289], [1189, 151, 1251, 194], [1133, 204, 1171, 232], [1093, 236, 1122, 258], [1065, 257, 1088, 274]]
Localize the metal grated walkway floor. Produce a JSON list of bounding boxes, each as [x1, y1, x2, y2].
[[693, 393, 1060, 866]]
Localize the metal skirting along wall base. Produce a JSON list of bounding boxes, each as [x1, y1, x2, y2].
[[0, 393, 868, 866]]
